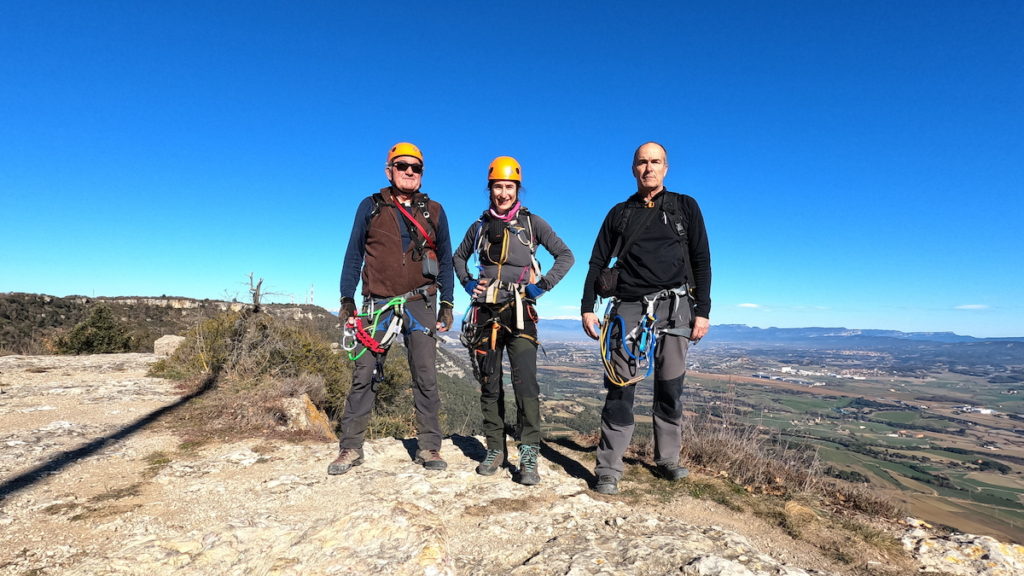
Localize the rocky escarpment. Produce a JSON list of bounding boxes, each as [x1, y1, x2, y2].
[[1, 353, 1021, 575], [0, 292, 339, 354]]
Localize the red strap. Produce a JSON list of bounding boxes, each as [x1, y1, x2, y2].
[[394, 200, 437, 252], [353, 318, 385, 353]]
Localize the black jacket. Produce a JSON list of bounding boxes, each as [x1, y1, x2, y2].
[[581, 189, 711, 318]]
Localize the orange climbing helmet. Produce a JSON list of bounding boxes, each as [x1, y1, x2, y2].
[[387, 142, 423, 164], [487, 156, 521, 182]]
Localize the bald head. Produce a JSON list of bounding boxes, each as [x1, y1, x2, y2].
[[632, 142, 669, 196], [633, 141, 668, 166]]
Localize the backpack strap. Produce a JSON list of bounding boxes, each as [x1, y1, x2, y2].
[[609, 202, 653, 263], [661, 191, 689, 241], [661, 192, 695, 290], [369, 192, 387, 220], [519, 207, 542, 281], [414, 193, 438, 238]]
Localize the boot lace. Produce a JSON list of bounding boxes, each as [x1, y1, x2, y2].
[[482, 449, 502, 466], [519, 445, 538, 470]]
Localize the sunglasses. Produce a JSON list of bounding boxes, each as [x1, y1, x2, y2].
[[391, 161, 423, 174]]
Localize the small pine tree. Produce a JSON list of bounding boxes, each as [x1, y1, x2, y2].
[[54, 304, 134, 354]]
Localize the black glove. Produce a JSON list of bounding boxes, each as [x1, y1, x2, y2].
[[437, 301, 454, 331], [340, 297, 358, 320]]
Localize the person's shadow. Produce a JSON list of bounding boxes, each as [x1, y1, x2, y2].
[[0, 372, 218, 501], [541, 436, 597, 486], [403, 434, 598, 487]]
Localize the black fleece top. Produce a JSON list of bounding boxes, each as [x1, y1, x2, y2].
[[580, 189, 711, 318]]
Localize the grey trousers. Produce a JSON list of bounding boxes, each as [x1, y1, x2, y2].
[[339, 296, 443, 452], [595, 294, 691, 480]]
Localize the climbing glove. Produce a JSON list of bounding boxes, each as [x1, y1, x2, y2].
[[525, 283, 546, 300], [340, 297, 358, 320], [437, 301, 454, 331]]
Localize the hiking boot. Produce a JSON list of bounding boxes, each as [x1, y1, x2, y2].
[[656, 463, 690, 482], [327, 448, 364, 475], [517, 444, 540, 486], [416, 449, 448, 471], [594, 475, 619, 495], [476, 449, 505, 476]]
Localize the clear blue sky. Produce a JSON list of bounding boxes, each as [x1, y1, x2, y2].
[[2, 1, 1022, 338]]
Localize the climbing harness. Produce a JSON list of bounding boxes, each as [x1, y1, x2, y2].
[[460, 299, 537, 350], [345, 297, 407, 361], [471, 208, 541, 301], [343, 283, 440, 362], [600, 297, 657, 387], [461, 299, 540, 381], [599, 285, 692, 387]]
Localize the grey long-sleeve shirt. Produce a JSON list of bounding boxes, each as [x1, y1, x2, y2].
[[453, 210, 574, 302]]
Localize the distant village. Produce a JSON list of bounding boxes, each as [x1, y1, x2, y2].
[[751, 365, 867, 387]]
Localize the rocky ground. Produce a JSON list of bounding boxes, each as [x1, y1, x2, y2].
[[1, 353, 1021, 576]]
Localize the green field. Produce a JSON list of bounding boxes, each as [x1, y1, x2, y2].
[[536, 357, 1024, 542]]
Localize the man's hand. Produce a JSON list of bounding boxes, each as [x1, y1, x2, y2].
[[582, 312, 601, 340], [436, 302, 454, 333], [690, 316, 710, 342], [340, 297, 358, 326]]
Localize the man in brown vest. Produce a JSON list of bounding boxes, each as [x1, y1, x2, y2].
[[329, 142, 455, 474]]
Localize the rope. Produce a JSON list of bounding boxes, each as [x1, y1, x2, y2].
[[347, 297, 407, 361], [599, 297, 658, 387]]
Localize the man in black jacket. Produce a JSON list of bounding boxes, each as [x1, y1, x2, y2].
[[580, 142, 711, 495]]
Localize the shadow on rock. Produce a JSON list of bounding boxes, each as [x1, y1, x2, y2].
[[0, 372, 218, 501]]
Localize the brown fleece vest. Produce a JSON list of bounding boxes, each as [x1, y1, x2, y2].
[[362, 187, 440, 298]]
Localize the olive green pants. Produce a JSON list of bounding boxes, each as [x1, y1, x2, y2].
[[469, 303, 541, 450]]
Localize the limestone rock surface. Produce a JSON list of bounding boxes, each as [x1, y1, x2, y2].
[[902, 522, 1024, 576], [153, 335, 186, 357], [1, 353, 1020, 576]]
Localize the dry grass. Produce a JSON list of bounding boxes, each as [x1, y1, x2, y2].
[[567, 414, 912, 571], [678, 416, 820, 497], [151, 309, 353, 441], [824, 479, 905, 518], [89, 483, 143, 503], [142, 450, 174, 478]]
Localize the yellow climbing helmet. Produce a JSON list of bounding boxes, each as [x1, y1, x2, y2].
[[487, 156, 521, 182], [387, 142, 423, 164]]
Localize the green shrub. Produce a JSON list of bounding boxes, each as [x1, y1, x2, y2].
[[53, 304, 133, 355]]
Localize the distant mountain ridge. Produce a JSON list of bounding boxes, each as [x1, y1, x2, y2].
[[706, 324, 1009, 344], [529, 318, 1023, 346]]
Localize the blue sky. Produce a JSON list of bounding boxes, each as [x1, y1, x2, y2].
[[2, 1, 1022, 338]]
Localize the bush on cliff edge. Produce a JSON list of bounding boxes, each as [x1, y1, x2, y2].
[[53, 304, 133, 355], [150, 308, 421, 440]]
